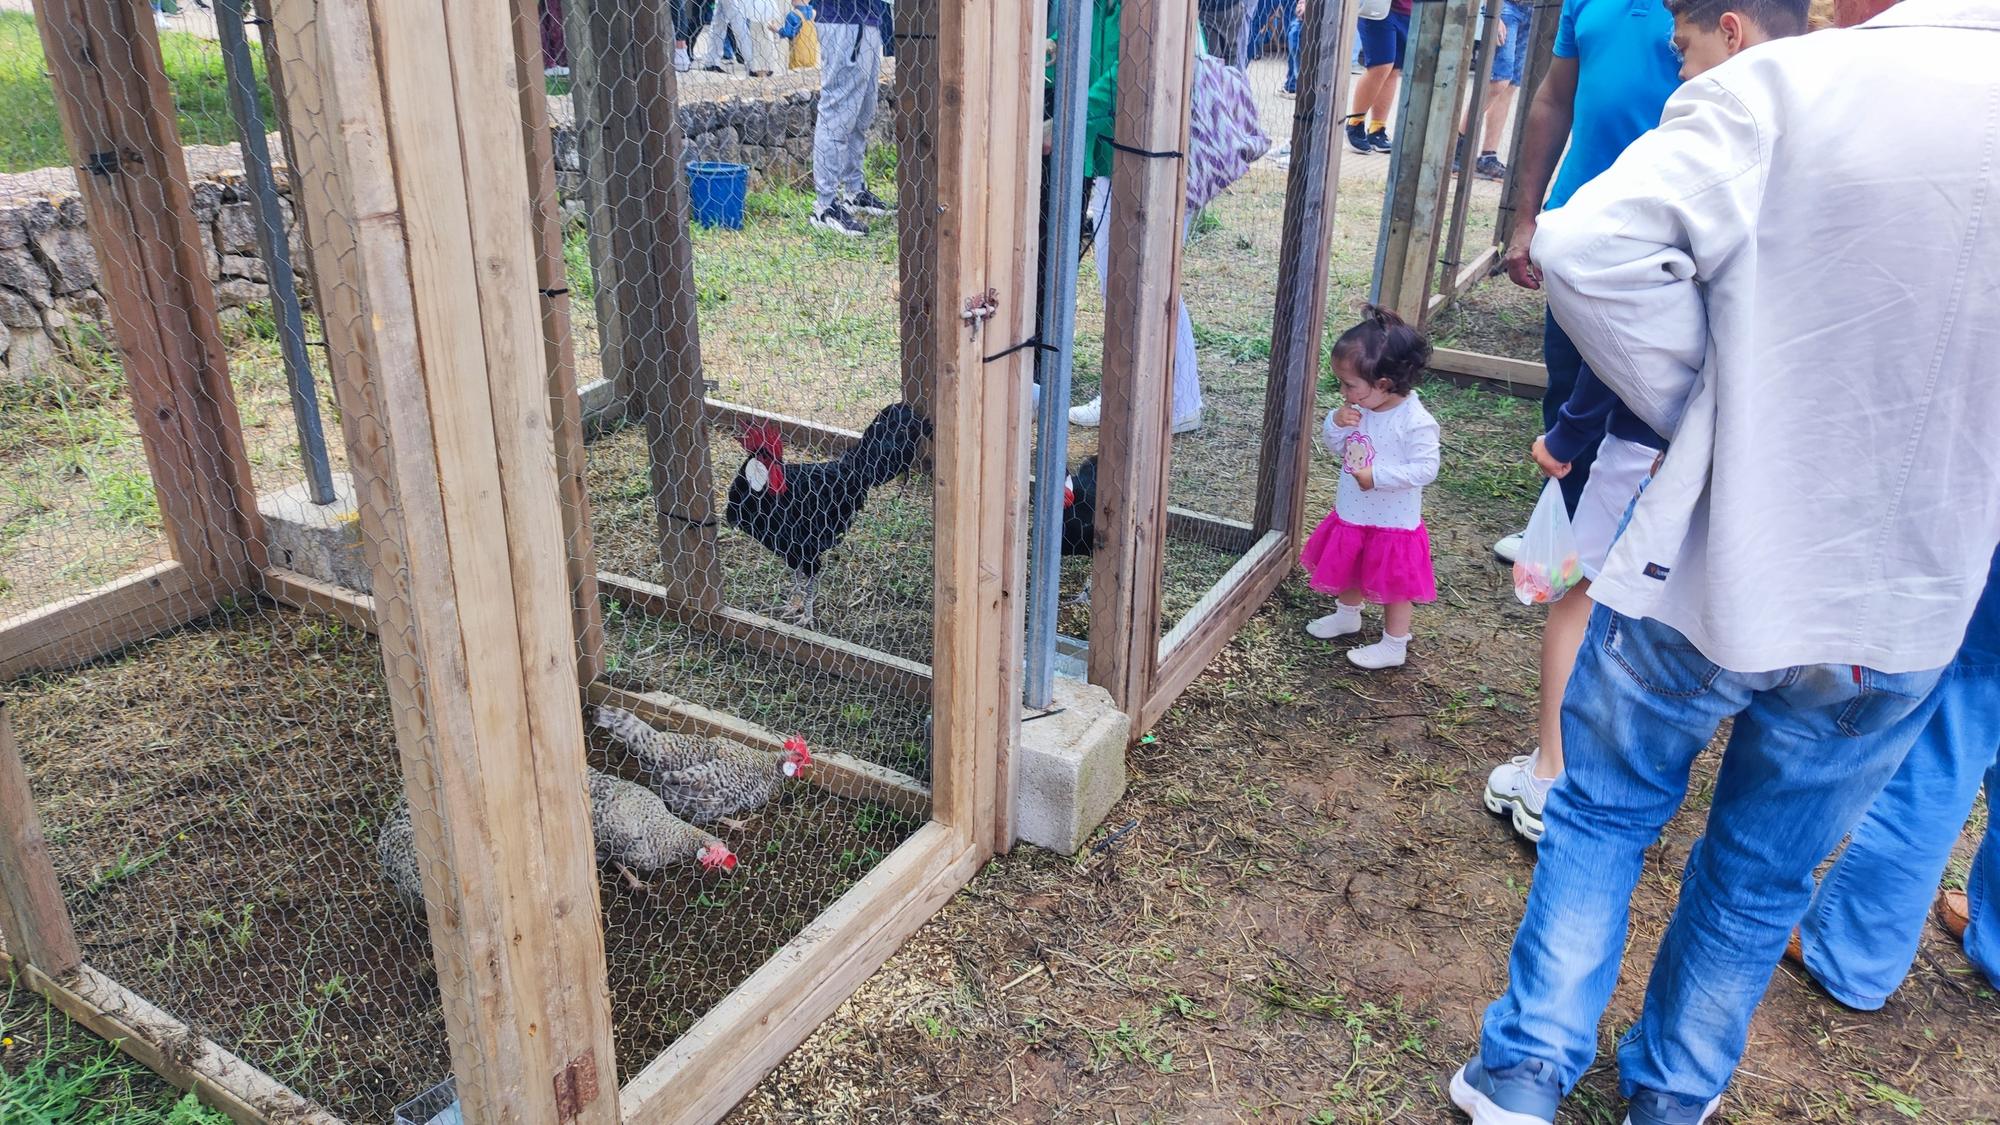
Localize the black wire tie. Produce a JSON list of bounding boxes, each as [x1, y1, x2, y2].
[[983, 335, 1060, 364], [1109, 140, 1183, 160]]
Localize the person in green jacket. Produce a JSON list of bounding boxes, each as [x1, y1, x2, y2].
[[1049, 0, 1206, 434]]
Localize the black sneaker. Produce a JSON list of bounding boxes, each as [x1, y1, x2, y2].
[[848, 188, 896, 216], [812, 202, 869, 238], [1345, 117, 1370, 154], [1367, 128, 1392, 154], [1475, 152, 1507, 181]]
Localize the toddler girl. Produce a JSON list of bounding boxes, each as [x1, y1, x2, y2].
[[1298, 306, 1440, 669]]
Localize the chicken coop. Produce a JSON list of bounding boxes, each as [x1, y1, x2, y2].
[[0, 0, 1358, 1121], [1370, 0, 1560, 395]]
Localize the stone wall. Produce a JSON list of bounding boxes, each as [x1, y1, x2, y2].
[[0, 173, 303, 378], [0, 73, 891, 379]]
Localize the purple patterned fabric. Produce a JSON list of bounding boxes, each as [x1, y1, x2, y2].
[[1185, 53, 1270, 211]]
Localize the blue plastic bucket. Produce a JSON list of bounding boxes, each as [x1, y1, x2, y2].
[[688, 161, 749, 230]]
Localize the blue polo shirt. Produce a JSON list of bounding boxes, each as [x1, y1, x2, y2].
[[1543, 0, 1682, 212]]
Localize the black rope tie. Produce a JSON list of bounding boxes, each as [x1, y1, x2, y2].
[[1108, 139, 1184, 160], [983, 335, 1061, 364], [539, 286, 571, 298], [664, 511, 719, 529]]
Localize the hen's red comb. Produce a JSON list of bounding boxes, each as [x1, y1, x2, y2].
[[739, 421, 785, 458]]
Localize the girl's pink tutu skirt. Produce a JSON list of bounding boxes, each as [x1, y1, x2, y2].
[[1299, 510, 1437, 605]]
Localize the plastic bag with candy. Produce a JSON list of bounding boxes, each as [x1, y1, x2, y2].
[[1512, 479, 1583, 605]]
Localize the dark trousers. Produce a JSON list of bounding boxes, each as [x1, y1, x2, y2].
[[1541, 309, 1598, 515]]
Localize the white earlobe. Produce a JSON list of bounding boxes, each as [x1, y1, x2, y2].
[[745, 459, 770, 493]]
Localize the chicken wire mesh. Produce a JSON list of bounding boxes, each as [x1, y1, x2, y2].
[[1, 2, 464, 1121], [548, 0, 939, 1081]]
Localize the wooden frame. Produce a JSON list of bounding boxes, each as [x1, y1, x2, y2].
[[1090, 0, 1199, 716], [31, 0, 265, 596]]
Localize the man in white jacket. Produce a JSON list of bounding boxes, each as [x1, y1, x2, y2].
[[1451, 4, 2000, 1125]]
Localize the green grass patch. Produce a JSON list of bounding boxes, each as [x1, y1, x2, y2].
[[1, 984, 231, 1124], [0, 11, 275, 174]]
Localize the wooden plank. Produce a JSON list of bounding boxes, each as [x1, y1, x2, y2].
[[597, 570, 933, 701], [704, 398, 864, 455], [1253, 0, 1361, 541], [620, 822, 982, 1124], [1089, 0, 1197, 715], [1141, 531, 1291, 733], [511, 0, 606, 685], [0, 702, 81, 977], [567, 0, 722, 615], [281, 0, 621, 1118], [1428, 345, 1549, 391], [893, 0, 940, 422], [586, 682, 932, 822], [261, 566, 376, 635], [32, 0, 264, 591], [1370, 0, 1476, 324], [1436, 0, 1504, 307], [0, 955, 340, 1125], [0, 562, 208, 682], [1429, 243, 1503, 314], [1495, 1, 1562, 250]]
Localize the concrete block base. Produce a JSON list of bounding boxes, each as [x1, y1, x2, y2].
[[1014, 675, 1129, 855], [259, 472, 371, 594]]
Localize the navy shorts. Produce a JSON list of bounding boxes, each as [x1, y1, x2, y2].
[[1357, 9, 1409, 70], [1490, 0, 1532, 84]]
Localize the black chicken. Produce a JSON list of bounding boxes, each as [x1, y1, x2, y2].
[[1060, 455, 1098, 604], [725, 402, 932, 627]]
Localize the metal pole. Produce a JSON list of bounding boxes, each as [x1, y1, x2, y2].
[[1026, 0, 1092, 710], [215, 0, 337, 506]]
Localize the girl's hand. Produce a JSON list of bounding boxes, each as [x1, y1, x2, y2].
[[1353, 464, 1375, 490], [1531, 435, 1571, 479], [1333, 405, 1362, 429]]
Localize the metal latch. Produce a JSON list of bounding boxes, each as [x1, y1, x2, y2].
[[961, 288, 999, 339]]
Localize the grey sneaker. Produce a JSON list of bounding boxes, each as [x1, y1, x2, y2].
[[848, 188, 897, 216], [1624, 1090, 1722, 1125], [811, 201, 869, 238], [1449, 1058, 1560, 1124], [1476, 152, 1508, 181]]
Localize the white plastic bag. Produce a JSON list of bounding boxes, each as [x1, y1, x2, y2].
[[1358, 0, 1393, 20], [1513, 479, 1583, 605]]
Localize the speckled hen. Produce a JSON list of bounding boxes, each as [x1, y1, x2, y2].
[[593, 705, 812, 825]]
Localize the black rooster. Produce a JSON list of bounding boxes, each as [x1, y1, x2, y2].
[[1060, 455, 1098, 603], [725, 402, 932, 627]]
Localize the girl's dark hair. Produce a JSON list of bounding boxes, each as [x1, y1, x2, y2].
[[1332, 305, 1431, 396]]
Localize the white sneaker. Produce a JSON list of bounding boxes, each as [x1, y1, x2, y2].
[[1484, 753, 1554, 843], [675, 45, 692, 72], [1346, 634, 1409, 670], [1493, 532, 1525, 564], [1069, 397, 1102, 427], [1306, 607, 1362, 639], [1171, 409, 1203, 434]]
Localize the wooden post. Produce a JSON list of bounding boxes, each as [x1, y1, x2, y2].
[[1088, 0, 1197, 715], [0, 704, 81, 980], [31, 0, 262, 592], [511, 0, 607, 682], [1436, 0, 1502, 305], [564, 0, 722, 615], [927, 0, 1041, 850], [1254, 0, 1360, 541], [1495, 0, 1561, 253], [266, 0, 619, 1121], [894, 0, 940, 421], [1368, 0, 1474, 324]]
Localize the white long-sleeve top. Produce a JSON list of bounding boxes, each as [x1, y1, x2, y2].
[[1321, 393, 1441, 531], [1533, 0, 2000, 675]]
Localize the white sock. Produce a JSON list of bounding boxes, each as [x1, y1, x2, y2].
[[1347, 631, 1410, 670], [1307, 602, 1363, 639], [1525, 749, 1560, 796]]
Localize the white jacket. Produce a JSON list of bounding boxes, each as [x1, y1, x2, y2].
[[1534, 0, 2000, 674]]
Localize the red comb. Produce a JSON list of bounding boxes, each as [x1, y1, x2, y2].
[[739, 421, 784, 457]]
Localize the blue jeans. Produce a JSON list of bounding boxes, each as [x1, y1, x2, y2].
[[1541, 309, 1597, 515], [1799, 548, 2000, 1005], [1480, 608, 1945, 1105], [1284, 16, 1301, 93]]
